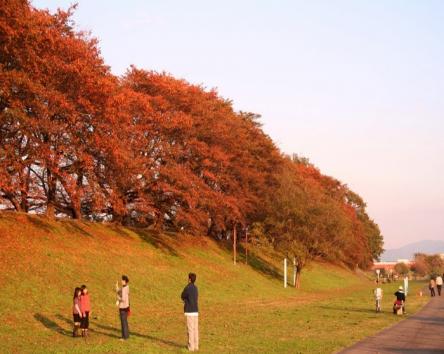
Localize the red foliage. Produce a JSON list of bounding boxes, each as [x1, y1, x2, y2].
[[0, 1, 382, 266]]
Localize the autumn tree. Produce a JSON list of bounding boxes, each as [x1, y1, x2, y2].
[[412, 253, 428, 277], [122, 68, 282, 234], [425, 254, 444, 278], [394, 262, 409, 276], [0, 1, 383, 275]]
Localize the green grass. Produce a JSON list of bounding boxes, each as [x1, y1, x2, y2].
[[0, 212, 428, 353]]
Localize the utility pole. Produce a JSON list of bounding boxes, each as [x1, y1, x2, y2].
[[284, 258, 288, 288]]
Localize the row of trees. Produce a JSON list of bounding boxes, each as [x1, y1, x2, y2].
[[0, 1, 383, 281], [412, 253, 444, 278]]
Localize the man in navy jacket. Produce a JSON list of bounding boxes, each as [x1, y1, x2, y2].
[[181, 273, 199, 351]]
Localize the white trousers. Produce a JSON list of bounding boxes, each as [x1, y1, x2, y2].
[[186, 315, 199, 351]]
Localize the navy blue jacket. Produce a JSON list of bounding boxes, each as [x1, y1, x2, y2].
[[181, 283, 198, 313]]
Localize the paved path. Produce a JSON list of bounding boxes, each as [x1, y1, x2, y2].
[[339, 296, 444, 354]]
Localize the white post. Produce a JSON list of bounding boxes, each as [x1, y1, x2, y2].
[[404, 276, 409, 296], [284, 258, 287, 288], [376, 269, 380, 282], [293, 257, 297, 287]]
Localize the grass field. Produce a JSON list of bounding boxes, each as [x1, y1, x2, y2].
[[0, 212, 428, 353]]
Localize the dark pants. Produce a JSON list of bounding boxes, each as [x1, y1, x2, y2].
[[80, 312, 89, 329], [119, 309, 129, 339], [430, 287, 435, 297], [438, 285, 442, 296]]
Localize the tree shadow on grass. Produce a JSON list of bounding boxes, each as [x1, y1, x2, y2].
[[106, 224, 180, 257], [61, 220, 93, 237], [26, 215, 55, 233], [246, 251, 283, 281], [318, 305, 390, 315], [129, 228, 180, 257], [34, 313, 72, 337], [216, 240, 283, 281]]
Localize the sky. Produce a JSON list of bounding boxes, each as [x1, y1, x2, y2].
[[33, 0, 444, 249]]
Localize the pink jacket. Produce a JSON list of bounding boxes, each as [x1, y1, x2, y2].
[[80, 294, 91, 313]]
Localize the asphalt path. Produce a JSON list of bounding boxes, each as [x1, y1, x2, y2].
[[339, 295, 444, 354]]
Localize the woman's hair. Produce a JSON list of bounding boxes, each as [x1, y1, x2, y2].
[[73, 287, 81, 300], [122, 275, 129, 283]]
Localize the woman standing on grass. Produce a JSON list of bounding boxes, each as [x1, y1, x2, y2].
[[80, 285, 91, 337], [72, 287, 83, 337]]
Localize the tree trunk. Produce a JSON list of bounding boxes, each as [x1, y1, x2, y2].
[[233, 225, 237, 265], [71, 172, 83, 220], [4, 192, 21, 212], [71, 201, 81, 219], [245, 229, 248, 265], [295, 265, 302, 289], [19, 167, 31, 212], [45, 169, 56, 219]]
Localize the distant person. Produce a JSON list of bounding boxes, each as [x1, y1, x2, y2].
[[80, 285, 91, 337], [374, 281, 383, 313], [116, 275, 130, 340], [429, 278, 436, 297], [436, 275, 443, 296], [181, 273, 199, 351], [72, 287, 83, 337], [393, 286, 406, 314]]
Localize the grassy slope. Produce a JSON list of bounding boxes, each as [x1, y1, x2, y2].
[[0, 213, 428, 353]]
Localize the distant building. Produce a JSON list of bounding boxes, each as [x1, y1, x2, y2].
[[396, 259, 410, 264], [372, 262, 396, 272], [372, 259, 414, 272]]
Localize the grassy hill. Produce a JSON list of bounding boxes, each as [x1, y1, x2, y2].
[[0, 212, 428, 353]]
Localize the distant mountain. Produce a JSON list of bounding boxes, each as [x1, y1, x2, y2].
[[381, 240, 444, 262]]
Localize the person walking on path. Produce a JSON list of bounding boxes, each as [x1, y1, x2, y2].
[[181, 273, 199, 351], [72, 287, 83, 337], [116, 275, 130, 340], [80, 285, 91, 337], [429, 278, 436, 297], [374, 281, 383, 313], [393, 286, 406, 314], [436, 275, 443, 296]]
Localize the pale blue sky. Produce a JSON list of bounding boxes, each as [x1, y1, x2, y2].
[[33, 0, 444, 249]]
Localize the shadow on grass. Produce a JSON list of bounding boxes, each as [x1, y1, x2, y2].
[[34, 313, 72, 337], [91, 321, 183, 348], [129, 228, 180, 257], [53, 314, 183, 349], [26, 215, 55, 233], [216, 240, 283, 281], [62, 220, 93, 237], [54, 314, 121, 339], [318, 305, 392, 315], [246, 251, 283, 281]]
